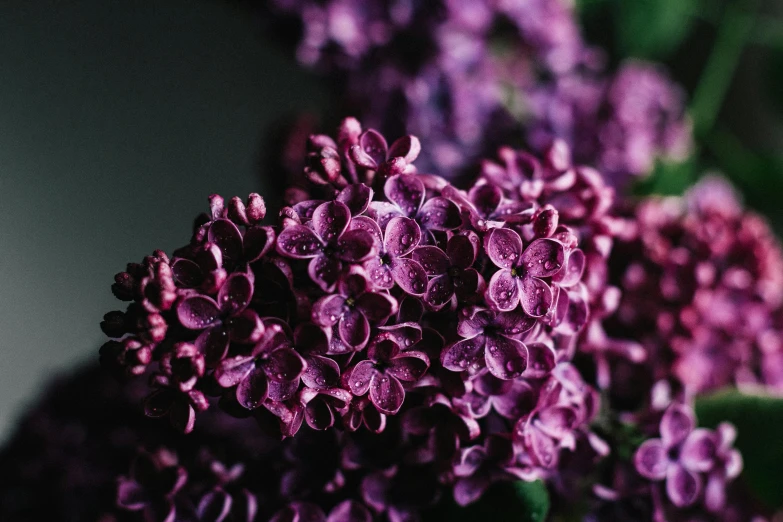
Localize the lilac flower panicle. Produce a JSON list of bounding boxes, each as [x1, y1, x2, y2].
[[90, 117, 619, 520]]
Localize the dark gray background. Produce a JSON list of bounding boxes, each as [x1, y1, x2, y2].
[[0, 0, 325, 439]]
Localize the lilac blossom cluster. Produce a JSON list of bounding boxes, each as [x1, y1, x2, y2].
[[267, 0, 598, 175], [95, 118, 618, 519], [527, 61, 693, 186], [265, 1, 692, 185], [608, 176, 783, 397]]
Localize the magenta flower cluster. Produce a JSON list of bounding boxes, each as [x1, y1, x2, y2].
[[609, 176, 783, 396], [96, 118, 617, 519]]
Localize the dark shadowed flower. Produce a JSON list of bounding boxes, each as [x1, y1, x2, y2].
[[177, 271, 264, 366], [412, 232, 484, 309], [346, 333, 429, 415], [312, 268, 398, 351], [634, 403, 717, 507], [159, 342, 206, 392], [215, 323, 306, 410], [704, 423, 743, 513], [116, 449, 187, 522], [442, 307, 538, 380], [276, 200, 375, 291], [452, 436, 515, 506], [485, 228, 565, 315]]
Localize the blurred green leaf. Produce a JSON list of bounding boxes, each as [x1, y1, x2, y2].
[[695, 390, 783, 510], [613, 0, 698, 59], [433, 480, 550, 522], [632, 157, 697, 196]]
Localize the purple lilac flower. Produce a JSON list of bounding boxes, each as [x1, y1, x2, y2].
[[633, 403, 743, 513], [92, 118, 621, 517]]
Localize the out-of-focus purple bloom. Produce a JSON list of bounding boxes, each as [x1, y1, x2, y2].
[[612, 176, 783, 395], [116, 449, 187, 521], [634, 404, 715, 507]]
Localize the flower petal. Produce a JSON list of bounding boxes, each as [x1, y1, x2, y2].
[[453, 268, 482, 302], [447, 232, 480, 269], [197, 489, 232, 522], [494, 309, 538, 336], [469, 184, 502, 218], [388, 351, 430, 382], [302, 354, 341, 389], [486, 228, 524, 269], [369, 374, 405, 414], [666, 464, 702, 507], [411, 246, 450, 276], [387, 135, 421, 163], [347, 360, 376, 396], [442, 336, 486, 375], [214, 356, 255, 388], [305, 396, 336, 430], [236, 367, 268, 410], [277, 224, 323, 259], [364, 256, 395, 289], [227, 309, 264, 343], [536, 406, 577, 439], [308, 255, 342, 292], [177, 295, 221, 330], [390, 258, 428, 296], [453, 474, 491, 507], [312, 201, 351, 244], [267, 379, 299, 402], [196, 326, 230, 367], [339, 308, 371, 350], [661, 404, 696, 448], [217, 272, 253, 315], [355, 292, 397, 324], [349, 215, 383, 248], [487, 269, 520, 312], [519, 277, 552, 317], [424, 274, 454, 309], [311, 294, 348, 327], [704, 472, 727, 512], [243, 226, 276, 263], [484, 336, 527, 380], [265, 348, 306, 382], [417, 196, 461, 231], [384, 174, 424, 217], [360, 129, 389, 166], [384, 216, 422, 258], [208, 219, 243, 262], [634, 439, 667, 480], [116, 479, 148, 511], [524, 343, 557, 378], [521, 238, 565, 278], [366, 201, 404, 232], [172, 258, 204, 288], [681, 429, 717, 472], [337, 184, 373, 216], [335, 229, 375, 262], [553, 248, 585, 287], [526, 426, 558, 468]]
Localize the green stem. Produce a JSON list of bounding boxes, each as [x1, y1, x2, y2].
[[690, 0, 758, 139]]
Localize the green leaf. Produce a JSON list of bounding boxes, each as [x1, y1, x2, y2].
[[695, 389, 783, 510], [430, 480, 550, 522], [632, 157, 697, 196]]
